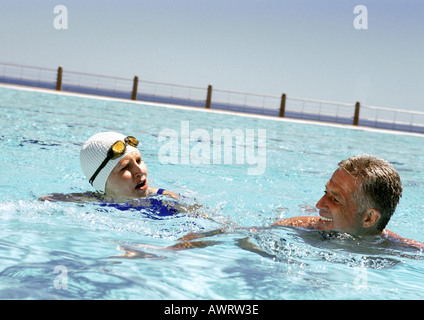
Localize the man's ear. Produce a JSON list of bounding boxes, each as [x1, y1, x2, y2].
[[362, 209, 381, 228]]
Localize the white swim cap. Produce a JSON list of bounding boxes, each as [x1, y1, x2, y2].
[[80, 132, 139, 193]]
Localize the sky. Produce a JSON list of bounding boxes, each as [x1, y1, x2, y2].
[[1, 0, 424, 111]]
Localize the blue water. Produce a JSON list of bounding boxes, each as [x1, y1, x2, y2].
[[1, 85, 424, 299]]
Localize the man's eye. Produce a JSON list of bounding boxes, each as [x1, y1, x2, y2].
[[324, 190, 339, 204]]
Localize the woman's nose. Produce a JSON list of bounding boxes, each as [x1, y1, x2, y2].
[[134, 163, 146, 178]]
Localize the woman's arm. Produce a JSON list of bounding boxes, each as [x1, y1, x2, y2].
[[39, 192, 98, 203]]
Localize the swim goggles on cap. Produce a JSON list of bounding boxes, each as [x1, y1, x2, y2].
[[89, 136, 139, 186]]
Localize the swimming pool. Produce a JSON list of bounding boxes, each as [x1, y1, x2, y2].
[[1, 85, 424, 300]]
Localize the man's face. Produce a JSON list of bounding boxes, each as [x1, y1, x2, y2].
[[105, 151, 149, 198], [315, 168, 365, 234]]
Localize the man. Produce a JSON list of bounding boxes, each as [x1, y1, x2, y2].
[[171, 154, 424, 251], [274, 154, 402, 236]]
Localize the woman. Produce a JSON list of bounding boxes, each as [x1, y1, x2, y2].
[[40, 132, 192, 215]]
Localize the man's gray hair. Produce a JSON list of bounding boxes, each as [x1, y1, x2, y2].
[[338, 154, 403, 232]]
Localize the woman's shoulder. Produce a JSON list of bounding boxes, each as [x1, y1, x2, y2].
[[148, 187, 179, 200]]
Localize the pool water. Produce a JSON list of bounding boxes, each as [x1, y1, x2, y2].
[[1, 85, 424, 299]]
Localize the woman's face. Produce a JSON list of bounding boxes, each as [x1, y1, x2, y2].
[[105, 151, 149, 198]]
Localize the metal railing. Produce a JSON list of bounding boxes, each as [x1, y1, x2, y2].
[[210, 89, 281, 116], [61, 70, 134, 100], [0, 63, 57, 90], [360, 104, 424, 133], [285, 96, 355, 125], [0, 62, 423, 134], [138, 80, 207, 108]]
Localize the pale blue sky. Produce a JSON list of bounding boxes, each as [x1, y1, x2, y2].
[[1, 0, 423, 111]]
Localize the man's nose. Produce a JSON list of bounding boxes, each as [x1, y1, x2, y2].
[[316, 195, 326, 210]]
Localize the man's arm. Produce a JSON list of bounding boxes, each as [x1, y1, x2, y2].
[[383, 230, 424, 249], [274, 217, 424, 249], [272, 216, 319, 228]]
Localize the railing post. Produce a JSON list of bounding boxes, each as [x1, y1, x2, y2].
[[205, 84, 213, 109], [279, 93, 286, 117], [131, 76, 139, 100], [353, 101, 360, 126], [56, 66, 63, 91]]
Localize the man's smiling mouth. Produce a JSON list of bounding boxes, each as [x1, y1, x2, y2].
[[320, 216, 334, 222]]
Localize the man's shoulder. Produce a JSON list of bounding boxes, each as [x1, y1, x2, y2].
[[383, 229, 424, 249]]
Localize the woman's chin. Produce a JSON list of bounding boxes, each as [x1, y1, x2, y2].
[[134, 187, 148, 197]]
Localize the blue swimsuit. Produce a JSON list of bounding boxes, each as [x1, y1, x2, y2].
[[96, 189, 180, 219]]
